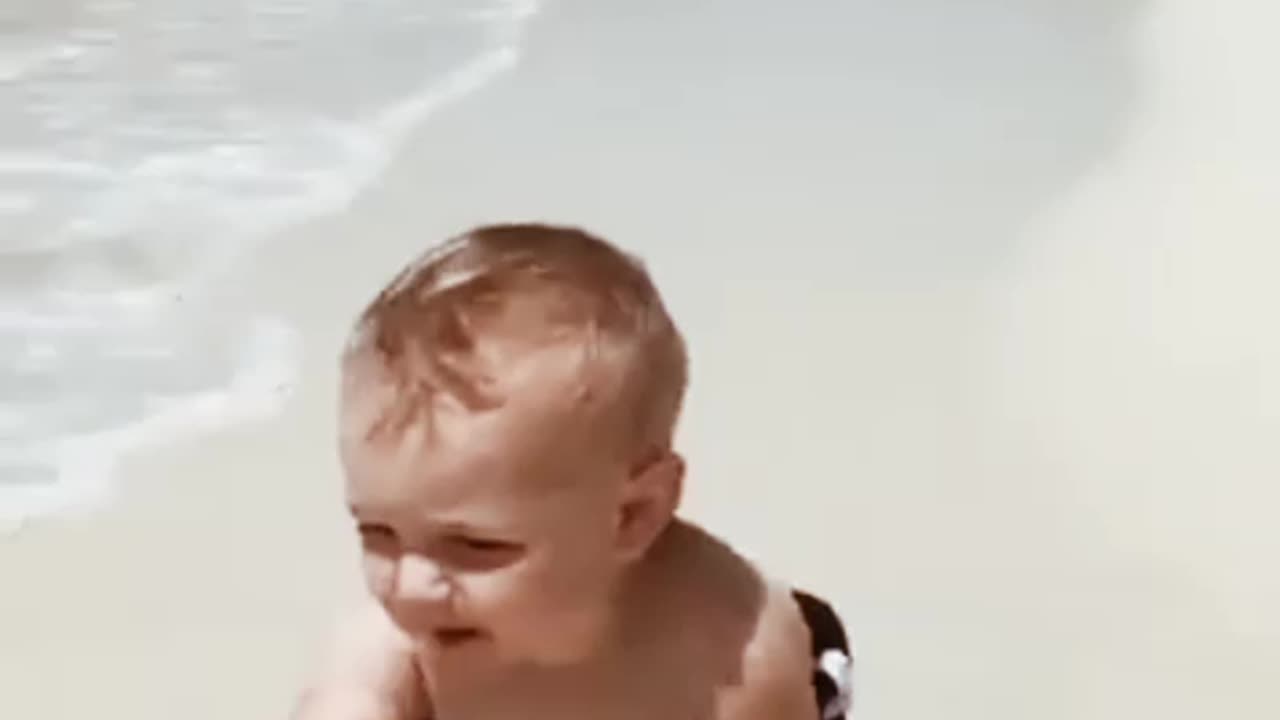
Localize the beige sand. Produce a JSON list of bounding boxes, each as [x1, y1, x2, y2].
[[2, 1, 1278, 718]]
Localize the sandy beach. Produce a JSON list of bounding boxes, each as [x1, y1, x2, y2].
[[3, 1, 1278, 718]]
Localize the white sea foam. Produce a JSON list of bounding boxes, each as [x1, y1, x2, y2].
[[0, 0, 541, 525]]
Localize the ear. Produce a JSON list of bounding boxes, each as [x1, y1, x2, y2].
[[613, 450, 685, 562]]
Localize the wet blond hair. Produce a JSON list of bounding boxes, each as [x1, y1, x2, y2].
[[341, 223, 688, 458]]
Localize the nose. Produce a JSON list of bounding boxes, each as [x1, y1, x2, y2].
[[389, 552, 453, 616]]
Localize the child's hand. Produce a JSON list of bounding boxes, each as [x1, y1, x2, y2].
[[292, 600, 430, 720]]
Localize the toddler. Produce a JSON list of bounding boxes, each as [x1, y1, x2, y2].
[[292, 223, 853, 720]]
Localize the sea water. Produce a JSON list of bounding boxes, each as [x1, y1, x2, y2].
[[0, 0, 539, 528]]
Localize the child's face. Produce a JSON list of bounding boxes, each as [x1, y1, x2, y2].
[[339, 363, 634, 668]]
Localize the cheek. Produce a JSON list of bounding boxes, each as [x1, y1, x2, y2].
[[465, 546, 618, 654], [457, 560, 552, 622], [361, 551, 397, 601]]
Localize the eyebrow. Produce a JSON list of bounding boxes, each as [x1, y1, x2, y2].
[[434, 519, 514, 538], [345, 504, 512, 536]]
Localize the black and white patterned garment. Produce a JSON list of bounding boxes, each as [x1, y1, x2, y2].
[[792, 590, 854, 719]]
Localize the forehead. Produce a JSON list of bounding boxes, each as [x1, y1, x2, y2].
[[341, 331, 622, 453], [341, 390, 607, 528]]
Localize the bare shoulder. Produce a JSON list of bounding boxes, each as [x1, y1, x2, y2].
[[712, 578, 823, 720], [292, 599, 432, 720], [654, 523, 823, 720]]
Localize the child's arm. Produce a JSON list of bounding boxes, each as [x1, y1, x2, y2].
[[291, 601, 431, 720]]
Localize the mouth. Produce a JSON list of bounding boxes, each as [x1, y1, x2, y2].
[[432, 627, 484, 647]]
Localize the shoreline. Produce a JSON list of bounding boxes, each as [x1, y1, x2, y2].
[[5, 1, 1279, 719]]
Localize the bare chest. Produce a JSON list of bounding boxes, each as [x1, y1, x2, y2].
[[422, 640, 741, 720]]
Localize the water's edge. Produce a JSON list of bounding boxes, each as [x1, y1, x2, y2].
[[0, 0, 541, 526]]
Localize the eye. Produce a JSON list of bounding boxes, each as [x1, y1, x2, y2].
[[442, 535, 525, 570], [457, 537, 521, 553], [356, 523, 398, 546]]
